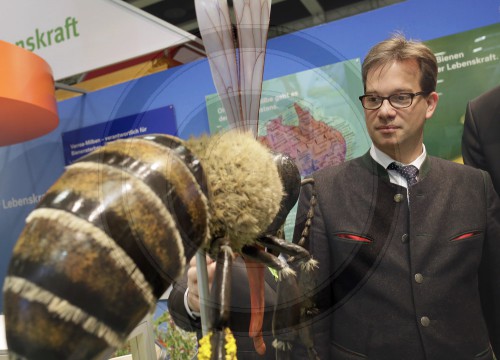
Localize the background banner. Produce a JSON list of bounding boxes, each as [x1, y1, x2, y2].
[[425, 22, 500, 161], [2, 0, 197, 80]]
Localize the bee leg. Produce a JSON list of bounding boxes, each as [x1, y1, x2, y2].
[[240, 241, 320, 359], [205, 237, 235, 360], [268, 255, 320, 360], [251, 236, 320, 359], [239, 245, 300, 359], [286, 179, 321, 359], [257, 234, 318, 271], [241, 244, 295, 277], [295, 260, 321, 360], [272, 266, 301, 360]]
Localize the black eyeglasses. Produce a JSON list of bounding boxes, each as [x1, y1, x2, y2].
[[358, 92, 429, 110]]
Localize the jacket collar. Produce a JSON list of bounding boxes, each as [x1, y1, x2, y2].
[[359, 151, 431, 182]]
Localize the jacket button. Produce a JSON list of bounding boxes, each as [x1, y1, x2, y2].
[[401, 234, 408, 243], [394, 194, 404, 202], [420, 316, 430, 327], [414, 273, 424, 283]]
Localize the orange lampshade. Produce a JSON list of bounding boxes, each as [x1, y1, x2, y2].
[[0, 40, 59, 146]]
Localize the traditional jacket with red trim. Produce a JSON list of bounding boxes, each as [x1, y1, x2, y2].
[[291, 151, 500, 360]]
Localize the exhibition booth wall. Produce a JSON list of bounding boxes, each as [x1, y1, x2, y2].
[[1, 0, 499, 313]]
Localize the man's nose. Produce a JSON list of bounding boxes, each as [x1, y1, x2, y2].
[[378, 98, 396, 116]]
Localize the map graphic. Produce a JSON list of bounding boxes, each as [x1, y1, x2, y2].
[[205, 59, 369, 238], [206, 59, 369, 176], [258, 103, 347, 176]]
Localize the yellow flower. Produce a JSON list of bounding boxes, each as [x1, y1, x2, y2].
[[198, 332, 212, 360], [224, 328, 237, 360]]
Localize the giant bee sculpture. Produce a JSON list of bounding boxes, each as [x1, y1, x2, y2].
[[3, 0, 321, 358], [3, 130, 315, 359]]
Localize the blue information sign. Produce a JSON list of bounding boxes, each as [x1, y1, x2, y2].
[[62, 105, 177, 165]]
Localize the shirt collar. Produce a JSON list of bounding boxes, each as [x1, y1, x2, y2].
[[369, 143, 427, 170]]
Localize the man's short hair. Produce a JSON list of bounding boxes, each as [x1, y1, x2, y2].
[[361, 33, 438, 93]]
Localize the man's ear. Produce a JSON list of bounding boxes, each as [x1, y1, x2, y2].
[[425, 91, 439, 119]]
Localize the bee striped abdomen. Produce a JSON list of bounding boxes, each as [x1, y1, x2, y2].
[[3, 135, 209, 360], [82, 136, 209, 264]]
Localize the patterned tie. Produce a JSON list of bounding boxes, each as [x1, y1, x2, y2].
[[387, 162, 419, 186]]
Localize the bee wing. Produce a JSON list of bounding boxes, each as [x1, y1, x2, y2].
[[233, 0, 271, 135], [195, 0, 243, 130]]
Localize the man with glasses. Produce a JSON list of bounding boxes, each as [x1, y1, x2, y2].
[[291, 34, 500, 359]]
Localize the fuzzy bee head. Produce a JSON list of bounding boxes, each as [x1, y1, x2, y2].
[[186, 130, 283, 251]]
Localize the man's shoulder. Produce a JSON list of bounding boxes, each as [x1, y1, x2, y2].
[[312, 162, 347, 178], [470, 84, 500, 106], [468, 85, 500, 123], [429, 155, 484, 177], [312, 156, 365, 179]]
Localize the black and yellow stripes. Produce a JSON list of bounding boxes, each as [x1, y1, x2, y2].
[[3, 134, 210, 360]]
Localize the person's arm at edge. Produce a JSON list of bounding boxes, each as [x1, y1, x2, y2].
[[478, 170, 500, 356], [462, 100, 487, 170], [168, 275, 203, 335]]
